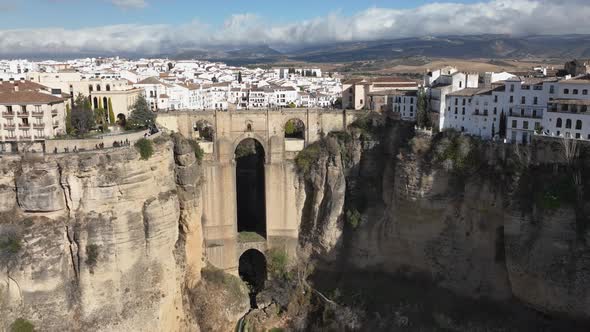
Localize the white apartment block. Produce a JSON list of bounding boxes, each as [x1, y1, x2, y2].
[[543, 75, 590, 140]]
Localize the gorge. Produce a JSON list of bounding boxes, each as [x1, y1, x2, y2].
[[1, 110, 590, 331]]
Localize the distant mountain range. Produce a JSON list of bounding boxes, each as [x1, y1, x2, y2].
[[168, 35, 590, 65], [5, 35, 590, 64]]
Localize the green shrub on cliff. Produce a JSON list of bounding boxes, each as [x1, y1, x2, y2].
[[346, 209, 362, 229], [295, 142, 321, 174], [135, 138, 154, 160], [187, 139, 204, 163], [0, 234, 22, 254], [10, 318, 34, 332], [267, 248, 290, 280], [202, 265, 246, 300]]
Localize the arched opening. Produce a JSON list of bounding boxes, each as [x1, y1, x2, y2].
[[235, 138, 266, 238], [96, 84, 101, 92], [106, 84, 111, 91], [116, 113, 126, 127], [93, 97, 99, 109], [238, 249, 267, 308], [193, 120, 215, 141], [88, 85, 93, 93], [284, 118, 305, 139]]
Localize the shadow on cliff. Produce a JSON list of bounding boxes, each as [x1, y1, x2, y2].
[[289, 114, 590, 331]]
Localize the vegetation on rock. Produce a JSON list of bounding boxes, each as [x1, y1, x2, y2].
[[187, 139, 204, 163], [85, 244, 99, 270], [267, 248, 290, 280], [135, 138, 154, 160], [10, 318, 34, 332]]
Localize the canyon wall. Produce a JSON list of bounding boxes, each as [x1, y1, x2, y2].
[[0, 137, 203, 331], [297, 121, 590, 320]]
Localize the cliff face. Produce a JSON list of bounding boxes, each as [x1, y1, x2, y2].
[[298, 121, 590, 320], [0, 137, 203, 331]]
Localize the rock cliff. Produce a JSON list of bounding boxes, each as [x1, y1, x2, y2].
[[296, 119, 590, 322], [0, 136, 204, 331]]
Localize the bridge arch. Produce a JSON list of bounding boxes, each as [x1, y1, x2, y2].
[[284, 118, 306, 139], [238, 249, 266, 308], [235, 137, 267, 239]]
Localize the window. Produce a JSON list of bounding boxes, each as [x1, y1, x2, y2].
[[583, 90, 588, 95], [512, 120, 517, 128], [521, 96, 526, 104], [523, 121, 529, 130], [462, 99, 466, 106], [462, 108, 465, 115], [21, 105, 26, 113], [556, 118, 562, 128], [573, 89, 579, 95], [521, 109, 524, 116], [459, 81, 462, 88], [576, 133, 581, 139], [533, 97, 538, 105], [455, 98, 458, 105], [535, 122, 541, 130], [7, 105, 12, 113], [549, 86, 554, 94], [493, 107, 497, 115], [564, 89, 570, 94], [509, 108, 513, 116], [454, 108, 458, 114], [533, 110, 537, 118], [494, 95, 498, 103], [510, 96, 514, 103], [510, 85, 515, 92], [566, 119, 572, 129], [576, 120, 582, 130]]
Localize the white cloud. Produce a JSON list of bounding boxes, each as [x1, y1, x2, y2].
[[110, 0, 147, 9], [0, 0, 589, 55]]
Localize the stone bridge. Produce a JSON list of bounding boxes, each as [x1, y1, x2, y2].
[[157, 109, 361, 272]]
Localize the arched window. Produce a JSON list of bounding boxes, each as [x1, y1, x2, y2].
[[583, 89, 588, 95], [89, 85, 93, 92], [96, 84, 101, 92], [556, 118, 562, 128], [573, 89, 579, 95], [576, 120, 582, 130], [566, 119, 572, 129], [564, 89, 569, 94], [106, 84, 111, 91]]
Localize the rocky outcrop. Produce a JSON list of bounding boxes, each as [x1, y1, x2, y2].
[[0, 137, 203, 331], [297, 122, 590, 321]]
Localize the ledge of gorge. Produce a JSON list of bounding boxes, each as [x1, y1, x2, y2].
[[1, 116, 590, 331]]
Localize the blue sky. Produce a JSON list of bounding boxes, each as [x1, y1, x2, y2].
[[0, 0, 476, 29], [0, 0, 587, 55]]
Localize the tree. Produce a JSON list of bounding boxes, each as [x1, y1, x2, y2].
[[65, 103, 73, 135], [499, 111, 507, 138], [71, 93, 95, 136], [416, 87, 430, 128], [127, 95, 156, 130], [108, 98, 115, 124], [237, 71, 243, 84], [492, 122, 496, 139]]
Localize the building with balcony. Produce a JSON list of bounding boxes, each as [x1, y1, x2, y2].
[[0, 81, 67, 152], [542, 75, 590, 140]]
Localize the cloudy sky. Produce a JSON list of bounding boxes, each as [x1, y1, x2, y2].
[[0, 0, 589, 55]]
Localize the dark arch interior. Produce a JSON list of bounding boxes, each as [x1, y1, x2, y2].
[[238, 249, 267, 308], [235, 138, 266, 238]]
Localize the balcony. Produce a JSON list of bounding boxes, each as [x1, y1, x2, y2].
[[17, 112, 29, 118], [32, 111, 44, 117], [19, 123, 31, 128], [2, 112, 14, 118], [4, 123, 15, 129], [33, 123, 45, 129]]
